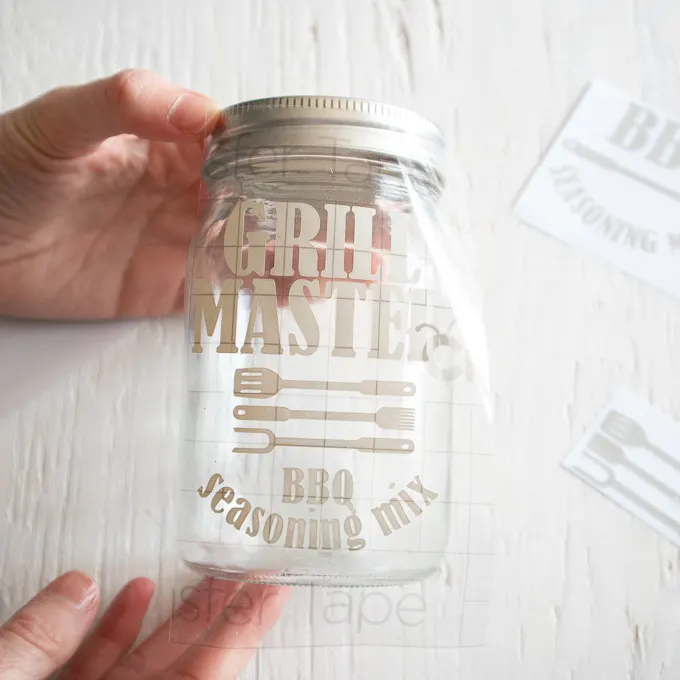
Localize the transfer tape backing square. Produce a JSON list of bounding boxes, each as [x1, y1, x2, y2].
[[564, 388, 680, 546], [515, 81, 680, 299]]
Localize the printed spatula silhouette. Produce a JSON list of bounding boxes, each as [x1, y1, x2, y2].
[[234, 368, 416, 398]]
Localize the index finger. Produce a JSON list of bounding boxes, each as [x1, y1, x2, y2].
[[0, 571, 99, 680], [10, 69, 222, 159]]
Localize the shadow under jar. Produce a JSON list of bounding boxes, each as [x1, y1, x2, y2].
[[179, 96, 471, 586]]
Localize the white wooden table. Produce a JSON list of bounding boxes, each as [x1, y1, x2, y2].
[[2, 1, 680, 678]]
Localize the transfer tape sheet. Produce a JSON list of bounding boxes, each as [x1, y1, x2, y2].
[[564, 388, 680, 547]]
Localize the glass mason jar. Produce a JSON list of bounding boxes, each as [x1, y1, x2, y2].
[[179, 96, 480, 586]]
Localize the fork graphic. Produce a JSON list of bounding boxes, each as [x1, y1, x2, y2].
[[601, 410, 679, 474], [233, 405, 416, 431]]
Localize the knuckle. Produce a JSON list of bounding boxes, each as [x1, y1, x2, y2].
[[106, 68, 145, 108], [0, 611, 65, 664]]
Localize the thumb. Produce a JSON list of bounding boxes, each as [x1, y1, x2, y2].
[[3, 68, 222, 158], [0, 570, 99, 679]]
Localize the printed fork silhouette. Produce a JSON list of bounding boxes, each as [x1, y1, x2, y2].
[[233, 405, 416, 431], [602, 411, 679, 473]]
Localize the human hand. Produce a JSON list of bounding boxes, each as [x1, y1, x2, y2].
[[0, 69, 221, 320], [0, 570, 288, 679]]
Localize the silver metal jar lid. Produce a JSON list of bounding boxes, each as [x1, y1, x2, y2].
[[206, 96, 445, 171]]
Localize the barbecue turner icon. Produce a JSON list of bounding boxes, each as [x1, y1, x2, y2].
[[234, 368, 416, 398]]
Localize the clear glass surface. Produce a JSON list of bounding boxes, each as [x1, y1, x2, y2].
[[179, 148, 477, 586]]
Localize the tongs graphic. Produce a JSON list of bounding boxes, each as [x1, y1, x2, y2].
[[232, 428, 414, 454]]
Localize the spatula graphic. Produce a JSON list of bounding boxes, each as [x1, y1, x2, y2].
[[234, 368, 416, 399]]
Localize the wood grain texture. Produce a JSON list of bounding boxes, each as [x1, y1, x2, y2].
[[2, 0, 680, 678]]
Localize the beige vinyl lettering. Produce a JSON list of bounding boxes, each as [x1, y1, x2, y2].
[[331, 282, 366, 358], [246, 507, 265, 537], [318, 519, 341, 550], [321, 204, 351, 279], [285, 517, 307, 548], [271, 202, 322, 277], [282, 468, 305, 504], [241, 278, 283, 355], [226, 498, 251, 530], [210, 487, 235, 514], [192, 279, 242, 354], [224, 200, 268, 275], [197, 473, 224, 498], [288, 279, 321, 356], [349, 206, 379, 281], [333, 469, 355, 507], [344, 515, 366, 551], [371, 498, 411, 536], [263, 514, 284, 544], [308, 469, 330, 505]]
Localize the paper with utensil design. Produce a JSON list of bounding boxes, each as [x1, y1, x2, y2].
[[564, 388, 680, 546], [514, 81, 680, 300]]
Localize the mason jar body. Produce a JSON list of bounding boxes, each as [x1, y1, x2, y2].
[[178, 98, 476, 586]]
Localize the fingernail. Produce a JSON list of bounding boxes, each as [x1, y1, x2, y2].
[[46, 571, 98, 610], [168, 93, 220, 135]]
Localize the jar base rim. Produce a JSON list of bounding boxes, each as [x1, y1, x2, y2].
[[183, 559, 439, 588]]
